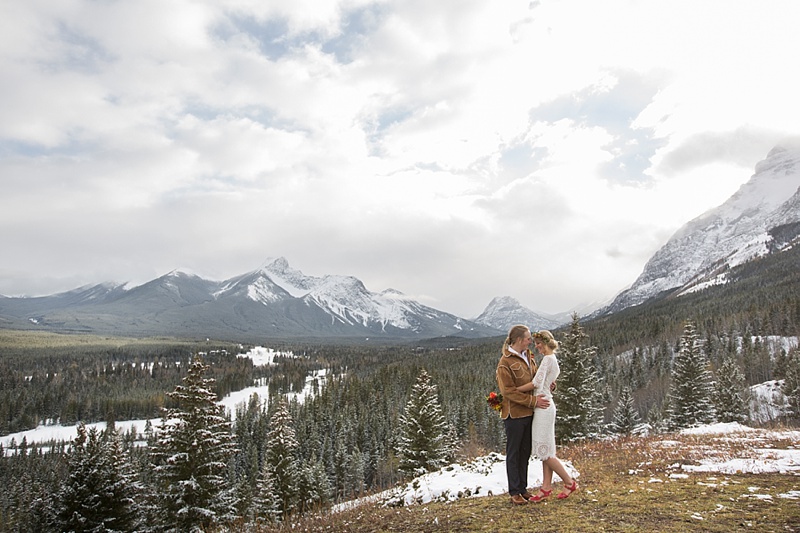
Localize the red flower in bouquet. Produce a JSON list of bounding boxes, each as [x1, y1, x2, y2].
[[486, 391, 503, 411]]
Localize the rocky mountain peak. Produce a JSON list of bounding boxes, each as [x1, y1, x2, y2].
[[475, 296, 559, 333], [263, 256, 290, 273], [601, 145, 800, 314]]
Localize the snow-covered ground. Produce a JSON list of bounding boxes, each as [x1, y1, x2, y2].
[[336, 422, 800, 510], [335, 453, 578, 510], [0, 418, 161, 451], [750, 379, 789, 424], [678, 422, 800, 476], [236, 346, 296, 366]]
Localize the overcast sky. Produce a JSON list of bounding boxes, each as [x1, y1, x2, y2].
[[1, 0, 799, 318]]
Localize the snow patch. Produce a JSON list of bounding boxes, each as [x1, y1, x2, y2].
[[334, 453, 579, 510], [1, 347, 324, 453], [333, 422, 800, 511]]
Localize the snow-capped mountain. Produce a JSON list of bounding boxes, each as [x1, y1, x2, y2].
[[474, 296, 562, 333], [602, 144, 800, 314], [0, 258, 501, 341]]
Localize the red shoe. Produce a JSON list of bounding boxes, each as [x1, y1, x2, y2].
[[557, 480, 578, 499], [528, 488, 553, 502]]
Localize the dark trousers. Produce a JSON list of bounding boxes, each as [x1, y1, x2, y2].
[[504, 415, 533, 496]]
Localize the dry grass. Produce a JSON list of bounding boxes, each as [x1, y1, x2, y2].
[[0, 328, 206, 349], [248, 429, 800, 533]]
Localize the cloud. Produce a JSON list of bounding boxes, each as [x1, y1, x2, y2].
[[1, 0, 799, 318], [654, 128, 789, 177], [529, 69, 668, 185]]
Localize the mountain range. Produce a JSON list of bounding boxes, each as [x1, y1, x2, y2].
[[2, 144, 799, 341], [0, 257, 502, 341]]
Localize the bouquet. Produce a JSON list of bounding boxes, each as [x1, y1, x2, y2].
[[486, 391, 503, 412]]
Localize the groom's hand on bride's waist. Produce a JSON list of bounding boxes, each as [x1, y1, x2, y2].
[[534, 394, 550, 409]]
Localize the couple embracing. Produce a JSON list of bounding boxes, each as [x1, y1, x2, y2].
[[496, 325, 579, 505]]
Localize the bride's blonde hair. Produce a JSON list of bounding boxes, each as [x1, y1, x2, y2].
[[533, 329, 558, 350]]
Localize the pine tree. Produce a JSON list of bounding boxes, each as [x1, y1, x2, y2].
[[296, 455, 332, 512], [150, 354, 238, 532], [330, 422, 365, 498], [265, 397, 301, 516], [668, 321, 717, 428], [782, 350, 800, 420], [655, 340, 672, 377], [646, 402, 669, 434], [774, 349, 790, 380], [628, 347, 644, 389], [610, 386, 641, 435], [251, 460, 282, 525], [713, 356, 749, 423], [341, 445, 366, 497], [102, 426, 140, 531], [396, 369, 454, 477], [555, 314, 604, 442], [231, 393, 266, 519], [52, 423, 138, 533]]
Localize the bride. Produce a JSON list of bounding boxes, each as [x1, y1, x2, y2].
[[516, 329, 579, 501]]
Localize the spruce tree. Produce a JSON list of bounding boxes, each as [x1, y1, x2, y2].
[[628, 347, 644, 389], [668, 321, 717, 428], [102, 426, 140, 531], [341, 445, 366, 497], [555, 314, 604, 442], [396, 368, 454, 477], [251, 460, 282, 525], [774, 349, 790, 380], [150, 354, 238, 532], [231, 393, 266, 519], [782, 351, 800, 420], [52, 423, 138, 533], [296, 455, 332, 512], [713, 356, 749, 423], [331, 422, 366, 498], [265, 397, 301, 516], [610, 386, 641, 435], [646, 402, 669, 434]]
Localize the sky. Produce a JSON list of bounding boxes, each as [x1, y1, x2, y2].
[[2, 0, 800, 318]]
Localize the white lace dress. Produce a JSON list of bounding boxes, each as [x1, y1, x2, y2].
[[531, 354, 559, 460]]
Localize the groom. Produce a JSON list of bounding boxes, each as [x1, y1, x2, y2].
[[496, 325, 550, 505]]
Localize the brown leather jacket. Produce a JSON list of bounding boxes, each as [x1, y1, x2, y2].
[[496, 348, 537, 419]]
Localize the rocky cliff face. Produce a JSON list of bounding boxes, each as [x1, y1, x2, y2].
[[602, 145, 800, 314], [474, 296, 561, 333]]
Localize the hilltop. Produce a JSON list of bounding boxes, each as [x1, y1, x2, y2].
[[258, 423, 800, 532]]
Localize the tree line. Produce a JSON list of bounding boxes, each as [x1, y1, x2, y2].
[[0, 341, 293, 436]]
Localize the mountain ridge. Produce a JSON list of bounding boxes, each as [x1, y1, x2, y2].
[[473, 296, 563, 333], [599, 144, 800, 315], [0, 258, 503, 341]]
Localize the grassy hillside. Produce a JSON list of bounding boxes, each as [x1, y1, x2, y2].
[[252, 428, 800, 532]]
